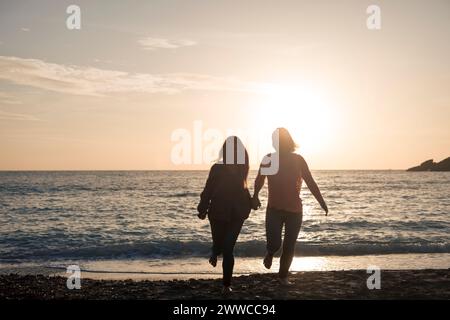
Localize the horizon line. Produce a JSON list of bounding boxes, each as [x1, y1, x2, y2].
[[0, 168, 409, 172]]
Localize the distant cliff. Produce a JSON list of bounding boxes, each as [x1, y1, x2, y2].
[[407, 157, 450, 171]]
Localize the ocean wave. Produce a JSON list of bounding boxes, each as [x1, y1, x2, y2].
[[302, 219, 450, 231], [0, 185, 96, 194], [161, 192, 199, 198], [1, 240, 449, 262]]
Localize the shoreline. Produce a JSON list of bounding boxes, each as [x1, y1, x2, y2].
[[1, 269, 449, 299], [1, 253, 449, 281]]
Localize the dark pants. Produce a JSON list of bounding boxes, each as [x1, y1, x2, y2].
[[266, 208, 303, 278], [209, 218, 244, 286]]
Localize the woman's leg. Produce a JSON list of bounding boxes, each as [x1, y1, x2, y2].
[[209, 219, 226, 258], [279, 213, 303, 279], [264, 208, 285, 269], [221, 218, 244, 287], [265, 209, 284, 253]]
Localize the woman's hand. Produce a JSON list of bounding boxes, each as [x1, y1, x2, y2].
[[251, 196, 261, 210], [321, 202, 328, 216], [197, 212, 207, 220], [197, 202, 208, 220]]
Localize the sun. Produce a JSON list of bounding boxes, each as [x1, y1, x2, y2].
[[251, 83, 334, 154]]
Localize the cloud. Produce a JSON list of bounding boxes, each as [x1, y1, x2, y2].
[[138, 37, 197, 50], [0, 56, 256, 96], [21, 28, 30, 32], [0, 110, 39, 121], [0, 92, 22, 105]]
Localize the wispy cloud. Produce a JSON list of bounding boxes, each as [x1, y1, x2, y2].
[[21, 28, 30, 32], [137, 37, 197, 50], [0, 110, 39, 121], [0, 56, 256, 96], [0, 92, 22, 105]]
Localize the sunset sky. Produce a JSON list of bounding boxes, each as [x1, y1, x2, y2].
[[0, 0, 449, 170]]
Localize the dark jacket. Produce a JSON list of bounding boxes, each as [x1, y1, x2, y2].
[[197, 164, 251, 221]]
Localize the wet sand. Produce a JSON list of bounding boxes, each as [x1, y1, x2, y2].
[[1, 269, 449, 300]]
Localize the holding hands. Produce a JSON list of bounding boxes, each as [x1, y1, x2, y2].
[[251, 196, 261, 210]]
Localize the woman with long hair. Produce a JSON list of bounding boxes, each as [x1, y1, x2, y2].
[[252, 128, 328, 285], [197, 136, 252, 293]]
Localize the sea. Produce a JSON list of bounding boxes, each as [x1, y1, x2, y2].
[[0, 170, 449, 279]]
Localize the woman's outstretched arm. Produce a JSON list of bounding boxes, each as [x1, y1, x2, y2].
[[300, 157, 328, 215]]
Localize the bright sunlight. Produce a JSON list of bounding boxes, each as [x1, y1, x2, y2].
[[251, 83, 335, 155]]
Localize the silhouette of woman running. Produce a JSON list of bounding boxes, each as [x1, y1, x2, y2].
[[253, 128, 328, 285]]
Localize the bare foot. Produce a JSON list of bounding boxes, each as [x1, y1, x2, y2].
[[263, 253, 273, 269], [278, 277, 292, 286], [209, 255, 217, 267], [222, 286, 232, 295]]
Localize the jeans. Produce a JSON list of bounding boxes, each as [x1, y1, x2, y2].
[[266, 208, 303, 278], [209, 218, 244, 286]]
